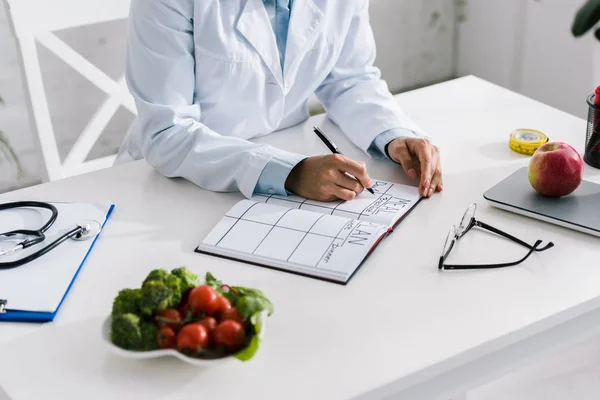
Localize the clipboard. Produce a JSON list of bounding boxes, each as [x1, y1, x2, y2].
[[0, 202, 115, 322]]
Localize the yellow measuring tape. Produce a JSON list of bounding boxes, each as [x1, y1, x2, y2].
[[509, 129, 549, 156]]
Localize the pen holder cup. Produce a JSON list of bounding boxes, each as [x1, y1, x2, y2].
[[584, 94, 600, 169]]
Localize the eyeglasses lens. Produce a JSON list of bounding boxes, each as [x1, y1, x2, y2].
[[457, 204, 476, 237], [442, 225, 456, 258]]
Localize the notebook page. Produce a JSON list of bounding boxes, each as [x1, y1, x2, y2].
[[198, 200, 389, 282], [251, 179, 421, 228]]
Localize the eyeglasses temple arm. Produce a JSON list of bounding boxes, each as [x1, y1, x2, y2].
[[477, 221, 554, 251], [440, 240, 544, 270]]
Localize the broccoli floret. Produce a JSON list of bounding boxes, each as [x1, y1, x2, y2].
[[171, 267, 200, 290], [111, 288, 142, 316], [143, 269, 170, 285], [111, 313, 160, 351], [140, 280, 172, 317], [140, 320, 159, 351], [165, 274, 183, 307], [111, 313, 142, 350]]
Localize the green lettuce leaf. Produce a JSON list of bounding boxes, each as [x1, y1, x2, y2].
[[205, 272, 224, 294], [235, 294, 273, 319], [234, 311, 263, 361], [231, 286, 274, 317]]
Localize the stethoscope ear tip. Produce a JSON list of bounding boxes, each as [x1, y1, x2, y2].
[[73, 220, 102, 241]]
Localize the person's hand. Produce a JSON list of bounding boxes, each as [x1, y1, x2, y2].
[[285, 154, 373, 201], [386, 137, 442, 198]]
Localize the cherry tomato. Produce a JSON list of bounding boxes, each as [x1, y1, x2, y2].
[[215, 295, 232, 314], [213, 320, 246, 351], [180, 287, 193, 305], [177, 288, 193, 317], [219, 307, 245, 324], [188, 285, 219, 316], [177, 323, 209, 353], [178, 304, 191, 320], [156, 327, 176, 349], [197, 316, 217, 333], [156, 308, 181, 331]]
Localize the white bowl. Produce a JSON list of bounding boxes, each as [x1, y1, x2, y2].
[[101, 313, 267, 366]]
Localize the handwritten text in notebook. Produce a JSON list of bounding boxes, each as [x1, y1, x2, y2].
[[196, 180, 422, 284], [250, 180, 420, 229]]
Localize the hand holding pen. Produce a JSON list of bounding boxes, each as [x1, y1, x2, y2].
[[311, 125, 442, 198], [313, 126, 375, 194], [283, 127, 374, 201]]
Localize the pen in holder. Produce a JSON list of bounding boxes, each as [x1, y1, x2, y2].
[[584, 94, 600, 169]]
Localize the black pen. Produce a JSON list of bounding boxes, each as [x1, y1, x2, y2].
[[313, 126, 375, 194]]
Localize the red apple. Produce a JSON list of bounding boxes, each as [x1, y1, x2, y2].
[[528, 141, 583, 197]]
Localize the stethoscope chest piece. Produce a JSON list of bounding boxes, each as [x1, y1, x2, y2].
[[73, 220, 102, 241]]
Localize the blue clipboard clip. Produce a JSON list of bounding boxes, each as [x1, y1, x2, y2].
[[0, 299, 6, 314]]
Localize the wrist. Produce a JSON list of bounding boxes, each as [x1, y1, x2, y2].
[[386, 138, 402, 164], [371, 129, 419, 161], [285, 158, 307, 194], [384, 141, 393, 159]]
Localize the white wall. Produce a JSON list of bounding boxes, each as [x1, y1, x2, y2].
[[519, 0, 595, 119], [0, 0, 457, 193], [456, 0, 522, 89], [457, 0, 595, 120], [370, 0, 456, 92]]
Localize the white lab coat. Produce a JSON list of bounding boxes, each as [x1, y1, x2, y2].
[[116, 0, 427, 198]]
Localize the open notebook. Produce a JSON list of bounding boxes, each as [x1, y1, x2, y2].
[[195, 180, 421, 284]]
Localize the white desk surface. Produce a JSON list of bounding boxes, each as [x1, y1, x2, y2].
[[1, 76, 600, 400]]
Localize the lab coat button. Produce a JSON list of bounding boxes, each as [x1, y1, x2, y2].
[[268, 189, 275, 195]]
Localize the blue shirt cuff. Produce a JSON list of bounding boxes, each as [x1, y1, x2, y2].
[[254, 152, 307, 196], [367, 128, 419, 159]]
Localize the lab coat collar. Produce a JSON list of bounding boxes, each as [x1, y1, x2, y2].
[[236, 0, 283, 87], [236, 0, 324, 89]]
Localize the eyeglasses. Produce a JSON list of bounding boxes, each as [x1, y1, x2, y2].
[[439, 203, 554, 270]]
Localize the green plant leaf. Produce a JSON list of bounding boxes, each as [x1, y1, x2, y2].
[[205, 272, 223, 293], [0, 139, 10, 163], [234, 333, 260, 361], [231, 286, 274, 317], [233, 311, 263, 361], [0, 133, 23, 179], [0, 92, 23, 179], [572, 0, 600, 37], [235, 295, 272, 319]]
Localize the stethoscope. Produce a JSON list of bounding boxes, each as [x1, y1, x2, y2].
[[0, 201, 101, 270]]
